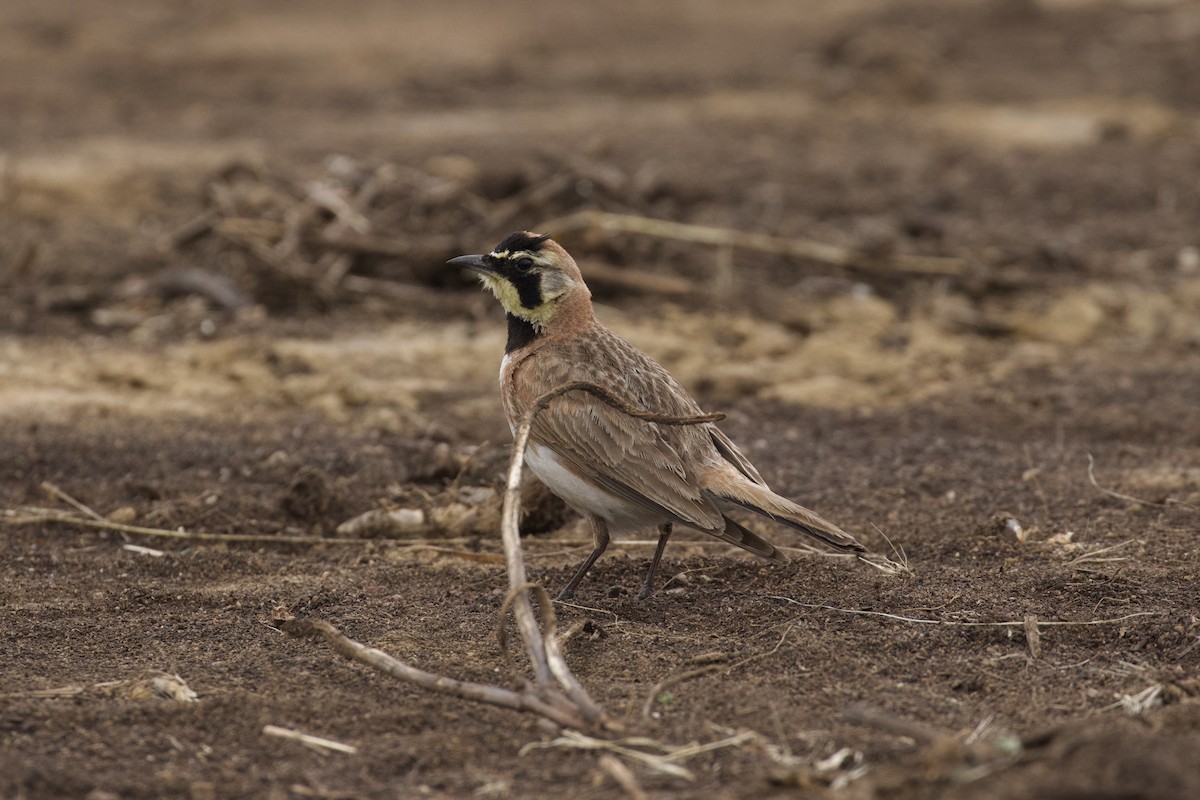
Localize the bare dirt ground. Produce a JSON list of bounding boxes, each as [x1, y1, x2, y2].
[[3, 1, 1200, 797]]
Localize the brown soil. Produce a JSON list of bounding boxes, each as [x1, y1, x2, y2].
[[3, 1, 1200, 798]]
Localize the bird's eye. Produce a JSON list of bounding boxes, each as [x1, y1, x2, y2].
[[515, 257, 534, 271]]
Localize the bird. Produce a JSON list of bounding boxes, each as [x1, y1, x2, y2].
[[449, 231, 865, 600]]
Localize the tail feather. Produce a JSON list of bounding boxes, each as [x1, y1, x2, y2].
[[708, 482, 866, 553], [711, 515, 789, 564]]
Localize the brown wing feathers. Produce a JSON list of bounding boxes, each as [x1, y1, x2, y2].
[[530, 394, 726, 531]]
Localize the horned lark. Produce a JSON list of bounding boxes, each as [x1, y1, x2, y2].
[[450, 231, 865, 600]]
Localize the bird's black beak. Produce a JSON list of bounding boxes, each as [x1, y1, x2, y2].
[[447, 254, 493, 273]]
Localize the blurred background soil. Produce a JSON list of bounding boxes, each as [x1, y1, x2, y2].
[[2, 1, 1199, 798]]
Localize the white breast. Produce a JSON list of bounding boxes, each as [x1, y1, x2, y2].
[[524, 442, 661, 536]]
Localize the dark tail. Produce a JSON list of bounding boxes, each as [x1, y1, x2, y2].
[[709, 515, 789, 564], [711, 484, 866, 553]]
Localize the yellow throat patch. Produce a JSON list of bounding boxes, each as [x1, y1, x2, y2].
[[477, 272, 558, 327]]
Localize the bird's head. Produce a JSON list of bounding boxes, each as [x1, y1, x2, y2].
[[448, 231, 589, 329]]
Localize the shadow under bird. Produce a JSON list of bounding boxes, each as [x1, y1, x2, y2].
[[450, 232, 866, 600]]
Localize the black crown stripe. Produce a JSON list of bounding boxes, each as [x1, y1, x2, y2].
[[494, 231, 551, 255]]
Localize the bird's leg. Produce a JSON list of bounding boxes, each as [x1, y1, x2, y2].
[[556, 516, 610, 601], [637, 523, 673, 600]]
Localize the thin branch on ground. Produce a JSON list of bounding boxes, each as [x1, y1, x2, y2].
[[1067, 539, 1138, 568], [1086, 453, 1196, 510], [843, 705, 963, 748], [598, 753, 649, 800], [40, 482, 106, 522], [533, 583, 604, 722], [262, 724, 358, 755], [278, 618, 592, 731], [3, 675, 194, 702], [121, 543, 166, 558], [641, 626, 800, 719], [540, 209, 964, 276], [522, 729, 758, 779], [767, 596, 1161, 627], [5, 507, 358, 545], [493, 582, 603, 723], [2, 685, 91, 699], [3, 507, 501, 554], [501, 409, 555, 687], [2, 510, 484, 546], [662, 731, 759, 762], [641, 664, 725, 719], [726, 624, 800, 673], [521, 731, 696, 780]]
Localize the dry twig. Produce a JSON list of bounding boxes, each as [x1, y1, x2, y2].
[[1067, 539, 1138, 569], [1086, 453, 1196, 511], [41, 481, 105, 521], [541, 210, 964, 276], [768, 596, 1160, 628], [598, 754, 649, 800], [3, 507, 502, 556], [4, 507, 368, 545], [641, 664, 725, 719], [641, 626, 800, 719], [278, 618, 592, 730], [844, 705, 956, 747], [521, 729, 758, 779], [521, 731, 695, 779], [262, 724, 358, 755]]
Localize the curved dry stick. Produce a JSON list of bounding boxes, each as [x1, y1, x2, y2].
[[495, 582, 602, 722], [530, 584, 605, 724], [496, 581, 545, 678], [1086, 453, 1197, 511], [502, 420, 554, 687], [280, 618, 589, 731], [641, 664, 724, 719], [500, 381, 726, 721]]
